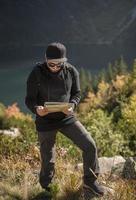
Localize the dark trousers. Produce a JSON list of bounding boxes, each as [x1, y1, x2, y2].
[[38, 120, 100, 188]]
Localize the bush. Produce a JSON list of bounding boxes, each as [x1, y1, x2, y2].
[[0, 103, 38, 157], [0, 119, 38, 157], [80, 109, 126, 156], [116, 94, 136, 156]]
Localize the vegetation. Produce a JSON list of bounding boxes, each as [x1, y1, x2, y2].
[[0, 57, 136, 199], [78, 57, 136, 157]]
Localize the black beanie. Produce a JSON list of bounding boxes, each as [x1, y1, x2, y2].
[[46, 42, 67, 60]]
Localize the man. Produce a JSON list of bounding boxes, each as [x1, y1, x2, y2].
[[25, 42, 104, 197]]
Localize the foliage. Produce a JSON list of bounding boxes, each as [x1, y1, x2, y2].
[[106, 56, 128, 82], [80, 109, 127, 157], [116, 94, 136, 155], [0, 103, 37, 157], [79, 68, 92, 100], [0, 103, 5, 116], [78, 57, 136, 157]]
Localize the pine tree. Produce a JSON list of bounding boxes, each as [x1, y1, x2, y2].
[[107, 62, 114, 82], [98, 68, 106, 82], [132, 59, 136, 79], [80, 68, 87, 92], [85, 70, 92, 90], [92, 75, 99, 93], [119, 55, 128, 75], [113, 59, 120, 78]]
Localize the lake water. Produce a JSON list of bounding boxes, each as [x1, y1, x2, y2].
[[0, 62, 33, 113]]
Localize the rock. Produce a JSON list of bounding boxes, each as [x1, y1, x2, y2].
[[76, 156, 136, 180], [98, 156, 125, 174], [111, 162, 125, 177], [122, 157, 136, 179], [76, 156, 126, 175], [75, 163, 83, 171], [0, 127, 20, 137]]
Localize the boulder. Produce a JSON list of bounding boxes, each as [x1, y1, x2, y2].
[[0, 127, 20, 137], [122, 157, 136, 179], [76, 156, 136, 179], [98, 156, 125, 174]]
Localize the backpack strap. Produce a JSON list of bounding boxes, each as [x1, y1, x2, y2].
[[63, 63, 75, 93], [63, 63, 74, 80]]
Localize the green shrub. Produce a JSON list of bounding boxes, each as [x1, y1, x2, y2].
[[116, 94, 136, 156], [80, 109, 126, 156], [0, 103, 5, 116], [0, 111, 38, 157]]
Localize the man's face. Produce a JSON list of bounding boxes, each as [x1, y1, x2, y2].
[[47, 61, 63, 73]]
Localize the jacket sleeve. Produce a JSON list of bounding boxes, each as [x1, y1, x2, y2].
[[69, 67, 81, 109], [25, 69, 38, 114]]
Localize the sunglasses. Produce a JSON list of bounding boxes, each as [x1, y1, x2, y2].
[[48, 62, 64, 68]]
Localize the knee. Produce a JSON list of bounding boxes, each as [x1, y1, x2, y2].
[[84, 138, 97, 153]]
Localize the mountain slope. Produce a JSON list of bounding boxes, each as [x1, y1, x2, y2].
[[0, 0, 136, 46]]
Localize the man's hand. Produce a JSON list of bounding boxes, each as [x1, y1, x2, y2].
[[62, 107, 74, 115], [36, 106, 49, 116]]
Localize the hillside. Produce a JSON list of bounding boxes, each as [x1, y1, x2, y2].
[[0, 0, 136, 70], [0, 62, 136, 199], [0, 0, 136, 46]]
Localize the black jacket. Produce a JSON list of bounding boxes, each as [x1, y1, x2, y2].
[[25, 62, 81, 131]]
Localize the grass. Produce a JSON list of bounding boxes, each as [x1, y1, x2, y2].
[[0, 153, 136, 200]]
